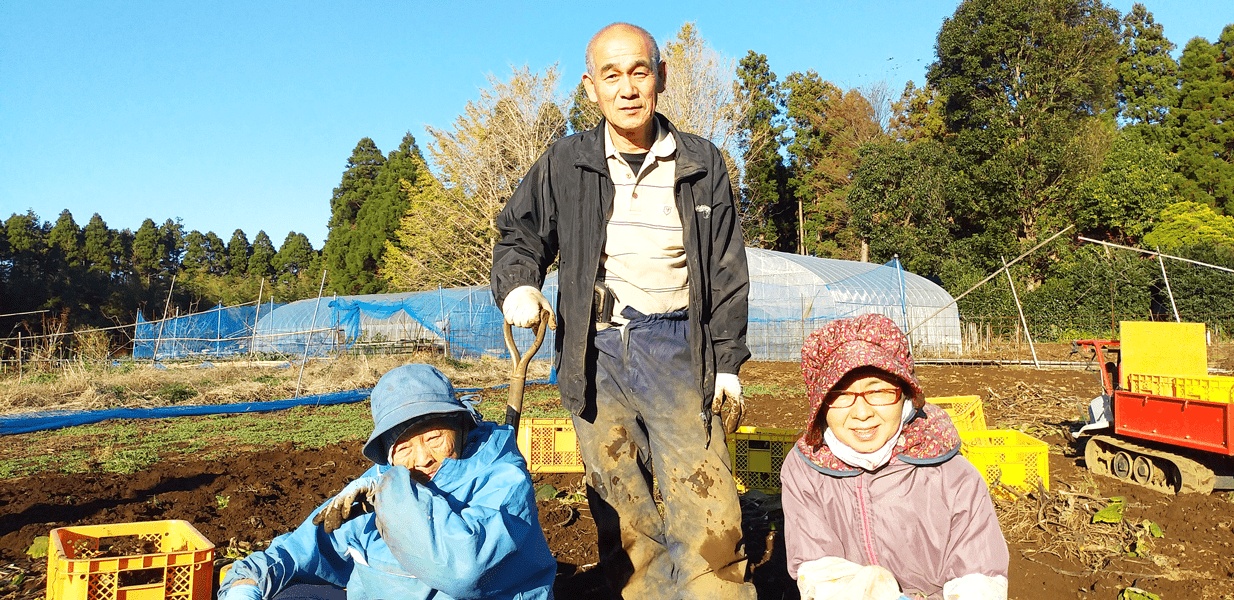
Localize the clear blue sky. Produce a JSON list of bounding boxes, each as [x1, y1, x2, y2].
[[2, 1, 1229, 249]]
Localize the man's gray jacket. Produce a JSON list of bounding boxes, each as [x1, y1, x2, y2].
[[491, 114, 750, 418]]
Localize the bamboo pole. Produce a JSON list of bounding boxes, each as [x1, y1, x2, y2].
[[1002, 256, 1039, 369], [1157, 247, 1180, 323], [150, 276, 176, 362], [295, 270, 328, 398], [249, 278, 265, 358]]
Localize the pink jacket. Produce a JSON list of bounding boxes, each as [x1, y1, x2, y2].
[[780, 405, 1009, 599]]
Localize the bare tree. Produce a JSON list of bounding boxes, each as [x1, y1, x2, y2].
[[658, 22, 747, 180], [382, 65, 569, 291]]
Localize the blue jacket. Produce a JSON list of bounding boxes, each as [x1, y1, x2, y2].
[[222, 422, 556, 599]]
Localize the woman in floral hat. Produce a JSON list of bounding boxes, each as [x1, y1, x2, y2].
[[780, 313, 1008, 600]]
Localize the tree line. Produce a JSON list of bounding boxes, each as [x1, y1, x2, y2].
[[4, 0, 1234, 355]]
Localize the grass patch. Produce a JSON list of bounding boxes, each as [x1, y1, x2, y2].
[[0, 402, 374, 479]]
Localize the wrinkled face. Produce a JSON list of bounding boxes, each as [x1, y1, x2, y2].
[[389, 417, 460, 481], [582, 26, 666, 148], [824, 372, 907, 453]]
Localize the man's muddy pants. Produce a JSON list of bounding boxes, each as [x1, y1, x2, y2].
[[571, 309, 756, 600]]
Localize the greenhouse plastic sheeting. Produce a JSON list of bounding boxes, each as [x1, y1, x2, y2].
[[745, 249, 961, 360], [0, 388, 372, 436], [138, 248, 960, 363], [134, 302, 283, 360], [250, 279, 559, 362]]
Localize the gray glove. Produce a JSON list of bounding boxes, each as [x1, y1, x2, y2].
[[312, 476, 378, 534]]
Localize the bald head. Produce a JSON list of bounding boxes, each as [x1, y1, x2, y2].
[[586, 23, 661, 80]]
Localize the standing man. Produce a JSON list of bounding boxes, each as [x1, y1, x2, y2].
[[491, 22, 754, 600]]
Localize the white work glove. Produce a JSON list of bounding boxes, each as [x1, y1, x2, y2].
[[943, 573, 1008, 599], [798, 556, 902, 600], [220, 583, 263, 600], [501, 285, 557, 330], [712, 372, 744, 434], [312, 476, 378, 534]]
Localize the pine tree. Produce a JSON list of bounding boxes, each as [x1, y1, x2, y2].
[[341, 133, 426, 294], [227, 229, 250, 277], [736, 51, 793, 252], [47, 209, 83, 267], [568, 81, 602, 133], [203, 232, 227, 275], [81, 213, 119, 274], [1172, 25, 1234, 213], [132, 219, 162, 282], [182, 230, 210, 272], [1116, 3, 1179, 146], [323, 138, 386, 294], [158, 218, 184, 276], [275, 232, 315, 279], [248, 231, 277, 279]]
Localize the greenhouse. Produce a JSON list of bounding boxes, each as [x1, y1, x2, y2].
[[134, 248, 961, 361]]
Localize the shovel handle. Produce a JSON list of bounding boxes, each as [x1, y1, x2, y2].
[[503, 310, 549, 431]]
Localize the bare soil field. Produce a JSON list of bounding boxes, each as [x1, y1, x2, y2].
[[3, 344, 1234, 599]]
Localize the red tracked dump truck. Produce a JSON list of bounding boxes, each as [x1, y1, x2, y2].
[[1070, 321, 1234, 494]]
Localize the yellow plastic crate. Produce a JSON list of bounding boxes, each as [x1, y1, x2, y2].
[[1172, 375, 1234, 403], [1126, 373, 1178, 396], [727, 426, 801, 494], [959, 430, 1049, 500], [47, 520, 215, 600], [1125, 374, 1234, 403], [929, 395, 987, 432], [516, 418, 585, 473]]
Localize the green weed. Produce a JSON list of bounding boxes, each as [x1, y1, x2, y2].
[[253, 375, 284, 385], [26, 372, 59, 385], [216, 495, 230, 509], [157, 383, 197, 403]]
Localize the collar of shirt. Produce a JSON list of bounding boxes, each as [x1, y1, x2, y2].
[[603, 118, 676, 168]]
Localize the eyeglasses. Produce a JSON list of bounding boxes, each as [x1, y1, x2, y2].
[[828, 387, 902, 409]]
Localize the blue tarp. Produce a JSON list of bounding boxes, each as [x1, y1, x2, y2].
[[0, 379, 556, 436], [0, 388, 372, 435]]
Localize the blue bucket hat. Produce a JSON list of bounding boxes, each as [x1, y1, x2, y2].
[[362, 364, 479, 465]]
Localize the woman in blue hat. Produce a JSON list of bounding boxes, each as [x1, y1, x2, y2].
[[218, 364, 557, 600]]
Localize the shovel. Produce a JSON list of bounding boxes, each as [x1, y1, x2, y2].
[[502, 310, 550, 433]]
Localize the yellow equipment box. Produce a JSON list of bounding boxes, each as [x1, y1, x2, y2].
[[47, 520, 214, 600], [959, 429, 1049, 501], [929, 395, 987, 432]]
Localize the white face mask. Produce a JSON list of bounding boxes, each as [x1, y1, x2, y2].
[[823, 401, 916, 471]]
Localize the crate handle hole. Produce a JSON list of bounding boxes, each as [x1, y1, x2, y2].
[[119, 567, 164, 588]]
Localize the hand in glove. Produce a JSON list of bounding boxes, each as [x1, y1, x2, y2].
[[711, 372, 744, 434], [312, 476, 378, 534], [502, 286, 556, 330], [220, 583, 263, 600], [797, 556, 901, 600]]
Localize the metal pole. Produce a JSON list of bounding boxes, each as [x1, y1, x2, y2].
[[894, 255, 912, 350], [249, 278, 264, 358], [1157, 247, 1181, 323], [151, 275, 176, 361], [1078, 236, 1234, 274], [295, 270, 328, 398], [909, 225, 1074, 335], [1002, 256, 1039, 369]]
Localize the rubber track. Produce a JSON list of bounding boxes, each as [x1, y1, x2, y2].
[[1085, 435, 1215, 494]]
